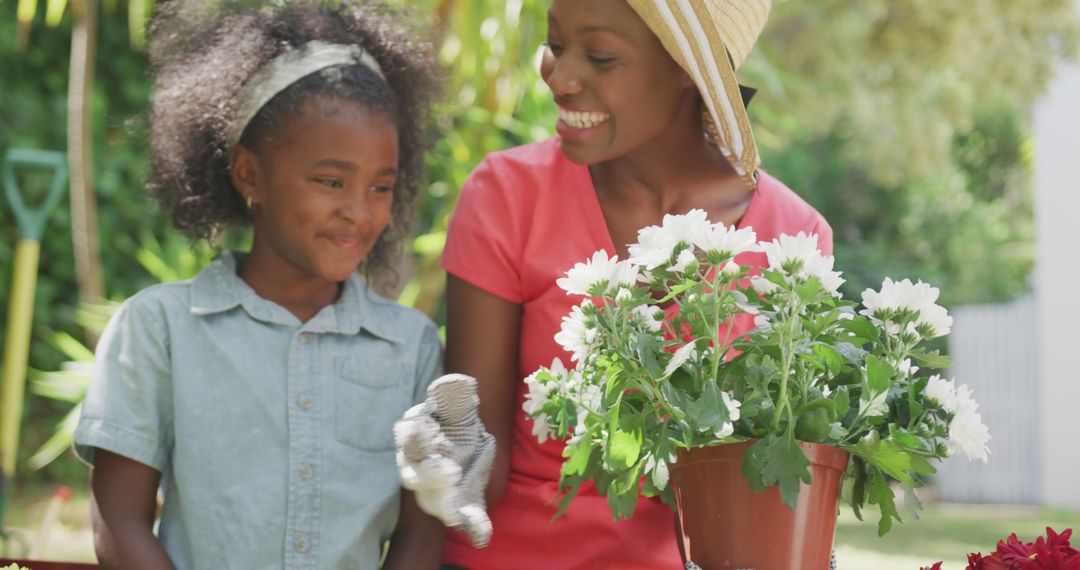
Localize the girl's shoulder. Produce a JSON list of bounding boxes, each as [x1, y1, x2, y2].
[[353, 278, 439, 340]]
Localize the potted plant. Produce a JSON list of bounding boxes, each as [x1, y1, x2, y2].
[[523, 210, 991, 569]]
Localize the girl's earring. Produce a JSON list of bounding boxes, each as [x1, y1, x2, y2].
[[246, 196, 254, 209]]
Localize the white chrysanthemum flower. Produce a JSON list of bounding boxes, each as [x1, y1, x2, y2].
[[663, 342, 698, 377], [722, 391, 742, 422], [822, 385, 833, 397], [690, 223, 758, 259], [760, 232, 821, 273], [860, 278, 952, 337], [628, 210, 711, 269], [751, 276, 779, 295], [753, 314, 772, 333], [803, 254, 845, 295], [947, 384, 990, 462], [662, 209, 711, 244], [531, 413, 554, 444], [557, 250, 638, 296], [714, 422, 735, 439], [669, 249, 698, 273], [629, 225, 678, 270], [633, 305, 665, 333], [522, 372, 550, 417], [918, 303, 953, 338], [615, 288, 632, 304], [653, 457, 670, 490], [722, 260, 741, 277], [554, 301, 597, 362], [899, 359, 920, 377], [924, 374, 957, 412], [859, 391, 889, 417]]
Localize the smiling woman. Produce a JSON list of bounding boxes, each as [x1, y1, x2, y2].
[[440, 0, 835, 569]]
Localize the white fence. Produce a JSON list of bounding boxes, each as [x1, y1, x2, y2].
[[935, 296, 1041, 505]]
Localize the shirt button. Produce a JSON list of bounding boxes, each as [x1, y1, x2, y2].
[[299, 464, 313, 480], [294, 537, 310, 553], [298, 395, 311, 410], [298, 332, 311, 343]]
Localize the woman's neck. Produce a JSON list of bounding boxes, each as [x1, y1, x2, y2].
[[589, 99, 749, 215]]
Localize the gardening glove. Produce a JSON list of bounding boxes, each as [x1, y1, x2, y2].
[[394, 373, 495, 548]]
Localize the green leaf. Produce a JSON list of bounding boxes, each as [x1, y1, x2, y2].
[[834, 343, 868, 370], [607, 483, 640, 521], [795, 407, 832, 443], [607, 428, 643, 470], [909, 349, 951, 370], [758, 430, 813, 509], [851, 436, 913, 483], [832, 385, 851, 419], [868, 470, 904, 536], [562, 441, 593, 477], [811, 343, 845, 374], [689, 381, 731, 434], [635, 332, 662, 378], [864, 354, 894, 395], [838, 317, 879, 344], [902, 482, 924, 521], [796, 276, 823, 303]]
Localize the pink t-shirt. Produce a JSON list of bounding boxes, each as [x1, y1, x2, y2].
[[441, 138, 833, 569]]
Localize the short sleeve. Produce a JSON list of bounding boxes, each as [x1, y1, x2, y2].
[[442, 157, 526, 303], [73, 298, 173, 472], [412, 320, 444, 405], [811, 217, 835, 257]]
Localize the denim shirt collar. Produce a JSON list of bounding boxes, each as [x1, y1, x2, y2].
[[189, 252, 401, 343]]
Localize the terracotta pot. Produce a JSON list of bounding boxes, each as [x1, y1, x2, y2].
[[670, 440, 849, 570], [0, 559, 99, 569]]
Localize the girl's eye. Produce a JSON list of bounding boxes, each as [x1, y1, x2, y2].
[[588, 54, 615, 65], [315, 178, 344, 189], [372, 184, 394, 194]]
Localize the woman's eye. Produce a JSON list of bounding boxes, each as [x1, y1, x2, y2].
[[544, 41, 564, 56], [372, 184, 394, 194], [588, 54, 615, 65], [315, 178, 344, 189]]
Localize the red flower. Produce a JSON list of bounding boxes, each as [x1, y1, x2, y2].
[[921, 564, 943, 570], [962, 528, 1079, 570]]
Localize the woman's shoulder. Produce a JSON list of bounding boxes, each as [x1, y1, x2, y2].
[[751, 170, 831, 234], [467, 138, 578, 193]]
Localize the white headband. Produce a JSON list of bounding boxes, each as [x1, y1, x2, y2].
[[227, 40, 386, 146]]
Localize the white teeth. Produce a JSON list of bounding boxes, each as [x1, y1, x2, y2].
[[559, 107, 610, 129]]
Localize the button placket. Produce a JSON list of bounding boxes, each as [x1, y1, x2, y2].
[[285, 331, 322, 568]]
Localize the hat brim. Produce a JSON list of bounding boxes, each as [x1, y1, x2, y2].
[[627, 0, 760, 187]]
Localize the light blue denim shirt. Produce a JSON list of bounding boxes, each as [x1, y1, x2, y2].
[[74, 252, 442, 569]]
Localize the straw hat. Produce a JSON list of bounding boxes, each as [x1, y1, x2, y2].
[[626, 0, 771, 188]]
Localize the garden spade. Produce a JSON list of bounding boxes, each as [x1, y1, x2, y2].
[[0, 149, 68, 535]]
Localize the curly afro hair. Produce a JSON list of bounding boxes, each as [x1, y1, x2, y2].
[[146, 0, 442, 280]]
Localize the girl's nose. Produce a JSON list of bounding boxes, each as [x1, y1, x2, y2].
[[338, 194, 372, 225]]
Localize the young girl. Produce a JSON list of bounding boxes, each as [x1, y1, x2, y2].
[[73, 2, 445, 568], [441, 0, 833, 568]]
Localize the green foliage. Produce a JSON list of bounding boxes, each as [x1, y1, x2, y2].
[[3, 0, 1077, 494], [0, 5, 186, 485]]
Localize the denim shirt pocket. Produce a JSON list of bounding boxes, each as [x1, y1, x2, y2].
[[333, 356, 414, 451]]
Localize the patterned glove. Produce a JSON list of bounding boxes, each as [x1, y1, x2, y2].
[[394, 373, 496, 547]]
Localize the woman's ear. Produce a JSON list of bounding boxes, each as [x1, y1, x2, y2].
[[229, 144, 260, 205]]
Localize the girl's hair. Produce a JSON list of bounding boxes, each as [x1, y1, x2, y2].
[[146, 0, 441, 280]]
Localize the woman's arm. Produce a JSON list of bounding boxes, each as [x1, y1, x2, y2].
[[383, 490, 445, 569], [90, 449, 175, 570], [444, 275, 522, 506]]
